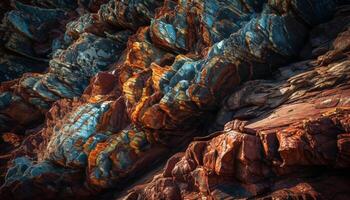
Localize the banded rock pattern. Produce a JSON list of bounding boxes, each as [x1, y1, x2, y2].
[[0, 0, 349, 200], [124, 7, 350, 199], [0, 0, 163, 133]]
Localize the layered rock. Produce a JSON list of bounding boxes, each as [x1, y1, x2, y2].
[[0, 0, 349, 200], [122, 0, 335, 132], [123, 8, 350, 199], [0, 1, 78, 83], [126, 107, 350, 199], [126, 33, 350, 199], [0, 0, 163, 133]]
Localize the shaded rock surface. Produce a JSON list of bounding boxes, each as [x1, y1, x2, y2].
[[123, 5, 350, 199], [0, 0, 349, 200], [0, 0, 163, 133]]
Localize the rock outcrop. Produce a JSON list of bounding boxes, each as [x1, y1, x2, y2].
[[126, 58, 350, 199], [0, 0, 349, 199], [123, 6, 350, 199], [0, 0, 163, 133]]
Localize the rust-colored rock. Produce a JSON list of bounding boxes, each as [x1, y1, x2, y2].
[[122, 6, 350, 199], [0, 1, 349, 200]]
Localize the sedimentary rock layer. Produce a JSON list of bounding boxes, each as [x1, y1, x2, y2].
[[0, 0, 163, 132], [0, 0, 349, 199]]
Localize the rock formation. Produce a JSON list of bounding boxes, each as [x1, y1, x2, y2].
[[0, 0, 349, 199]]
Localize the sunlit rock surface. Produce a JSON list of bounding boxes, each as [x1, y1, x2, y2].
[[0, 0, 349, 199], [127, 48, 350, 199], [0, 0, 163, 133]]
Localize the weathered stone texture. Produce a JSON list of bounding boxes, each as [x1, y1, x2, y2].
[[0, 0, 349, 199]]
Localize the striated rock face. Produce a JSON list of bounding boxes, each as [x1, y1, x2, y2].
[[123, 7, 350, 198], [0, 0, 349, 199], [121, 0, 336, 132], [125, 29, 350, 200], [0, 0, 163, 133]]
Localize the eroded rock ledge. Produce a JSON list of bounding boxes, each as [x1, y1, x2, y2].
[[0, 0, 349, 199], [127, 61, 350, 199]]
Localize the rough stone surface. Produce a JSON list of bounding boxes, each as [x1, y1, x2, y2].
[[0, 0, 163, 133], [0, 0, 349, 199]]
